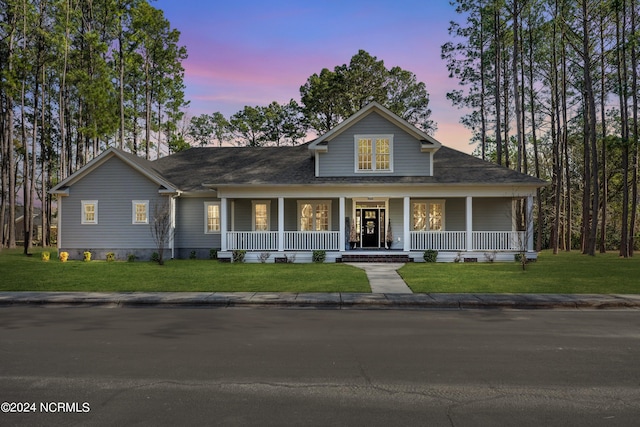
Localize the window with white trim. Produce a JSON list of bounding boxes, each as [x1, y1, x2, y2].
[[355, 135, 393, 172], [412, 200, 445, 231], [298, 201, 331, 231], [204, 202, 220, 233], [81, 200, 98, 224], [132, 200, 149, 224], [252, 200, 270, 231]]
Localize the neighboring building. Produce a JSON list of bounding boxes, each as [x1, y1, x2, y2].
[[50, 102, 546, 262], [5, 207, 57, 245]]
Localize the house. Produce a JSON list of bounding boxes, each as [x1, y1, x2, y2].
[[50, 102, 546, 262], [6, 207, 57, 245]]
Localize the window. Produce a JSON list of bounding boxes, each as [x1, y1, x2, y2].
[[204, 202, 220, 233], [429, 202, 443, 231], [298, 201, 331, 231], [132, 201, 149, 224], [376, 138, 390, 170], [253, 201, 270, 231], [355, 135, 393, 172], [357, 138, 372, 170], [412, 200, 445, 231], [81, 200, 98, 224]]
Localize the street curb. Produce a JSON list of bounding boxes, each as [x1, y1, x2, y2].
[[1, 292, 640, 310]]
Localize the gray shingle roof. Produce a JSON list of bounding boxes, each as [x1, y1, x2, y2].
[[150, 144, 546, 192]]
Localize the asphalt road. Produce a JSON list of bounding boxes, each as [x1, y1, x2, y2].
[[1, 307, 639, 426]]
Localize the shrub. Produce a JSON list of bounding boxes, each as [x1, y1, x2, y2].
[[151, 252, 160, 263], [209, 249, 218, 260], [59, 252, 69, 262], [83, 251, 92, 262], [484, 251, 496, 263], [312, 250, 326, 263], [258, 252, 271, 263], [106, 252, 116, 262], [127, 254, 137, 262], [423, 250, 438, 263], [41, 251, 50, 262], [189, 250, 197, 260], [232, 250, 246, 263]]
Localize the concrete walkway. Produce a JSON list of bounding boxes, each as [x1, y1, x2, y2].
[[346, 263, 413, 294]]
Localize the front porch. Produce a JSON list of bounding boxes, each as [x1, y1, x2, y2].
[[213, 195, 535, 262]]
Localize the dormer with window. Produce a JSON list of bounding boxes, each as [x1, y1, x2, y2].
[[309, 102, 440, 178]]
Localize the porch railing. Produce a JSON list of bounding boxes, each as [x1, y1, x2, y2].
[[226, 231, 278, 251], [225, 231, 340, 251], [410, 231, 467, 251], [226, 231, 526, 252], [284, 231, 340, 251], [410, 231, 526, 251], [472, 231, 525, 251]]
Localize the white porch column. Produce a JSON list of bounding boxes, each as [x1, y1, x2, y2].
[[403, 196, 410, 251], [339, 197, 346, 251], [278, 197, 285, 252], [220, 197, 228, 252], [466, 196, 473, 251], [170, 196, 176, 259], [526, 195, 534, 252]]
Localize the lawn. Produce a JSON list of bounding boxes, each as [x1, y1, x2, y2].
[[0, 249, 370, 293], [1, 249, 638, 294], [398, 250, 640, 294]]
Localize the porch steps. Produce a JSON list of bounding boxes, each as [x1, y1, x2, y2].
[[339, 254, 413, 263]]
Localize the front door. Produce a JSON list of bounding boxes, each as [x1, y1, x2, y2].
[[361, 209, 380, 248]]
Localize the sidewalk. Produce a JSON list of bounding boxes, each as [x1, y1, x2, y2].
[[1, 291, 639, 310], [346, 263, 412, 293]]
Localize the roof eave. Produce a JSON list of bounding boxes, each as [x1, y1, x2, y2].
[[203, 181, 546, 189]]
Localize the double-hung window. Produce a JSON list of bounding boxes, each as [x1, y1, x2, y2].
[[355, 135, 393, 172], [298, 201, 331, 231], [253, 201, 270, 231], [412, 200, 445, 231], [81, 200, 98, 224], [132, 200, 149, 224], [204, 202, 220, 233]]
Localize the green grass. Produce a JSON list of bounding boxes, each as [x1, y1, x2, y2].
[[399, 250, 640, 294], [2, 249, 639, 294], [0, 249, 369, 293]]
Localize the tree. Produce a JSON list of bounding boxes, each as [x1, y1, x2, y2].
[[229, 106, 267, 147], [188, 112, 231, 147], [150, 198, 172, 265], [300, 50, 436, 135], [442, 0, 492, 158], [129, 0, 187, 159], [262, 100, 307, 146], [299, 67, 345, 134]]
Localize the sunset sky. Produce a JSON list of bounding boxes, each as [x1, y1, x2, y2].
[[153, 0, 474, 152]]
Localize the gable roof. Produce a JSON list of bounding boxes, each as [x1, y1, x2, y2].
[[308, 102, 441, 154], [150, 143, 546, 190], [50, 147, 180, 195]]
